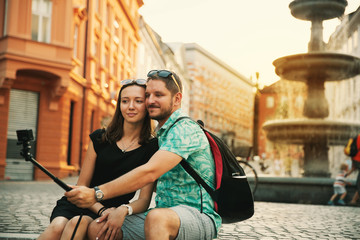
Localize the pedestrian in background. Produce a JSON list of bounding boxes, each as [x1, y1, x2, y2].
[[328, 163, 351, 206], [345, 134, 360, 206]]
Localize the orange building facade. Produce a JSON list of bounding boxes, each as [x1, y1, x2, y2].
[[0, 0, 142, 180]]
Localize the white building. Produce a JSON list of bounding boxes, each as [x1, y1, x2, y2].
[[136, 16, 191, 114], [326, 7, 360, 176]]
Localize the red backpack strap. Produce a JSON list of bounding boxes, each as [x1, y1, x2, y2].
[[204, 131, 222, 190]]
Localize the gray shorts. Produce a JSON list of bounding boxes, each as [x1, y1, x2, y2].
[[334, 185, 346, 194], [121, 205, 216, 240]]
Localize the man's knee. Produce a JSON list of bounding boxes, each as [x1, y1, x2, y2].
[[145, 208, 180, 238], [146, 208, 176, 224]]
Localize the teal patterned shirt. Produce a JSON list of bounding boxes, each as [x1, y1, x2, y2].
[[154, 109, 222, 232]]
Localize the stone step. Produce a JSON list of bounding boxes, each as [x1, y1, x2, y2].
[[0, 233, 38, 240]]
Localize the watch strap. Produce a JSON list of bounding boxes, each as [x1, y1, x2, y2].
[[121, 204, 133, 215]]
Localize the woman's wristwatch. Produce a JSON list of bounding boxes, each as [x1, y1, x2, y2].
[[121, 204, 133, 215]]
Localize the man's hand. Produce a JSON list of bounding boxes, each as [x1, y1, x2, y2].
[[65, 185, 97, 208]]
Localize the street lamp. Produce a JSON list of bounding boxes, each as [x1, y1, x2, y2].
[[253, 72, 260, 157]]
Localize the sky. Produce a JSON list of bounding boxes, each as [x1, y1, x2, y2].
[[139, 0, 360, 87]]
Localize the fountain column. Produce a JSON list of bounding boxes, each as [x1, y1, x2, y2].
[[303, 140, 329, 177], [304, 78, 328, 118], [309, 20, 324, 52]]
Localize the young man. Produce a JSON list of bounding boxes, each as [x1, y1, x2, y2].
[[65, 70, 221, 239]]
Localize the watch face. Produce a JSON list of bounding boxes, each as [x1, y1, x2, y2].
[[95, 188, 104, 201], [96, 192, 103, 198]]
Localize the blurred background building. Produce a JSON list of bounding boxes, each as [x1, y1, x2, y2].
[[0, 0, 253, 180], [1, 0, 358, 181]]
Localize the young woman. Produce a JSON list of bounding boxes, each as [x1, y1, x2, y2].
[[38, 79, 158, 240]]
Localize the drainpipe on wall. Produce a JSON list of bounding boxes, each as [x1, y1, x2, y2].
[[253, 72, 260, 157], [79, 0, 90, 169]]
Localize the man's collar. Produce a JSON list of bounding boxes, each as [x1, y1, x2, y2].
[[156, 109, 184, 133]]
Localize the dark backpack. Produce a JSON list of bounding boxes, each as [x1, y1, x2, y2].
[[171, 117, 254, 223], [344, 134, 359, 157]]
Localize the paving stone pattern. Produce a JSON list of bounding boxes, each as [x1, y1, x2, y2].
[[0, 178, 359, 240]]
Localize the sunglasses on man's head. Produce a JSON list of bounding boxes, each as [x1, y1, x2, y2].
[[120, 79, 147, 86], [147, 70, 173, 78], [147, 70, 181, 92]]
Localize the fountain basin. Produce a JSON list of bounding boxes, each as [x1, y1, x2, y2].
[[289, 0, 347, 21], [273, 52, 360, 82], [263, 118, 360, 145], [254, 176, 357, 204]]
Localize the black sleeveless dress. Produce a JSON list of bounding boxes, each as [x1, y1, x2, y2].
[[50, 129, 158, 221]]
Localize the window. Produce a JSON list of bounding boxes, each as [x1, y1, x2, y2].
[[31, 0, 52, 43], [112, 58, 117, 76], [92, 39, 100, 78], [92, 40, 97, 57], [114, 19, 120, 32], [113, 19, 120, 45], [266, 96, 274, 108], [90, 110, 95, 133], [353, 30, 358, 51], [348, 36, 353, 53], [73, 25, 79, 58], [120, 65, 124, 80], [3, 0, 8, 36], [95, 0, 100, 14], [295, 95, 303, 109], [102, 49, 109, 69], [106, 4, 111, 27], [122, 29, 127, 50], [128, 39, 132, 56]]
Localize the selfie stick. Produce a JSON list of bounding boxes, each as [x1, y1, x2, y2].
[[17, 131, 72, 192]]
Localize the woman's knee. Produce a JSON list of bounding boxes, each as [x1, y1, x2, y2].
[[40, 217, 68, 238], [87, 219, 102, 239], [67, 215, 92, 229]]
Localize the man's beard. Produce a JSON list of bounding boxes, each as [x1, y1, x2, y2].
[[150, 108, 173, 121], [148, 100, 173, 121]]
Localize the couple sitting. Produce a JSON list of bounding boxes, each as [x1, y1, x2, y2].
[[38, 70, 221, 240]]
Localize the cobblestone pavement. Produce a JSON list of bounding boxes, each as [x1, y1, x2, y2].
[[1, 177, 360, 240]]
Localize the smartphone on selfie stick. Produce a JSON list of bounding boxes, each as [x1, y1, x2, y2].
[[16, 129, 72, 192]]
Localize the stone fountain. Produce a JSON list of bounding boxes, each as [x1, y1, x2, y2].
[[263, 0, 360, 177]]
